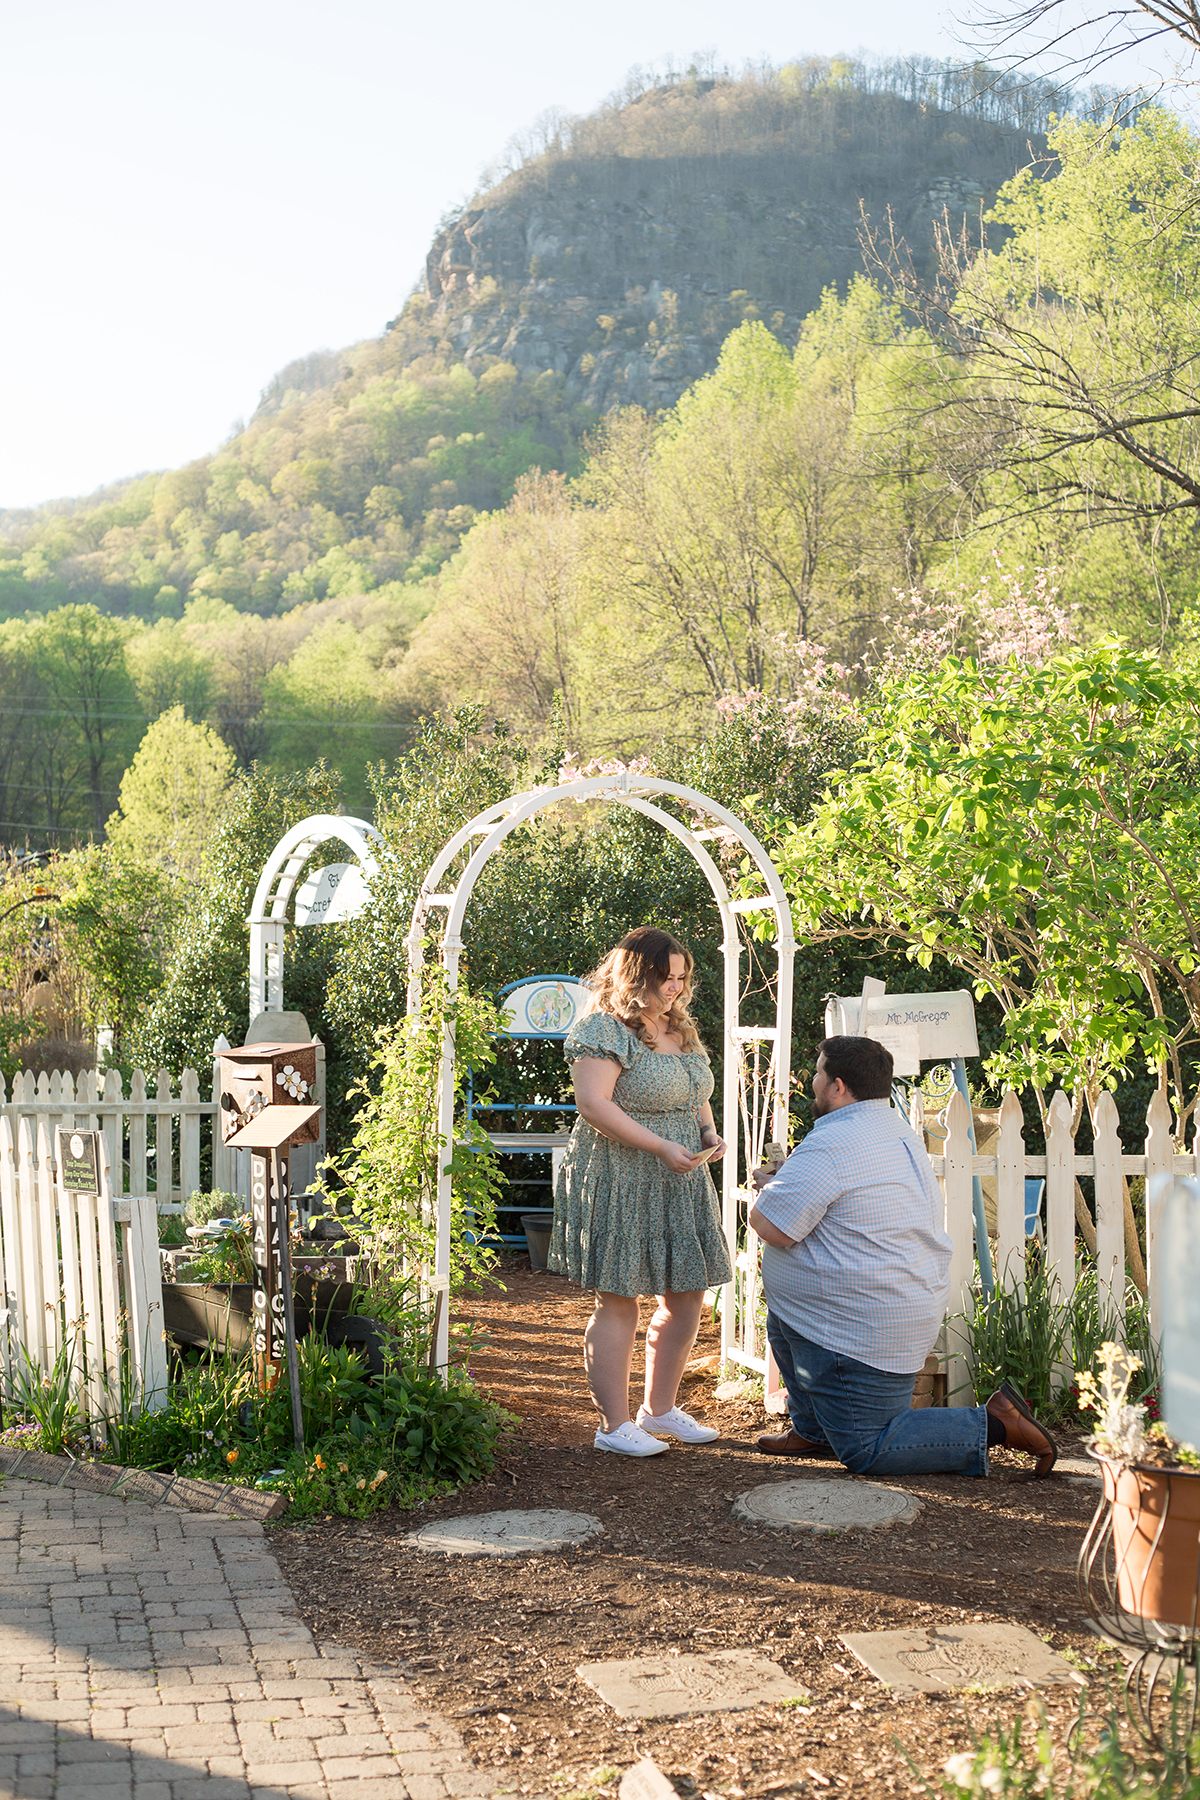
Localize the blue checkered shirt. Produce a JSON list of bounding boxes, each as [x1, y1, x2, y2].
[[755, 1098, 952, 1374]]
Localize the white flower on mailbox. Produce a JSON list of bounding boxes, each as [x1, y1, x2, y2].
[[276, 1064, 309, 1101]]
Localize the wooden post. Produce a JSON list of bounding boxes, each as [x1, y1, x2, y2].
[[0, 1116, 25, 1396], [211, 1037, 232, 1197], [1045, 1089, 1075, 1304], [994, 1089, 1026, 1290], [128, 1069, 148, 1201], [1093, 1091, 1126, 1325], [1145, 1087, 1174, 1340], [179, 1070, 201, 1202], [942, 1088, 975, 1403]]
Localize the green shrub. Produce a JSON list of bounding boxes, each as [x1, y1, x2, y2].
[[102, 1336, 511, 1514]]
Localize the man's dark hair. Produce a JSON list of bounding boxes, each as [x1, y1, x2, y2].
[[818, 1035, 893, 1101]]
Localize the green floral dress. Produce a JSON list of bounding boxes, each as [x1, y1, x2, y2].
[[547, 1011, 733, 1297]]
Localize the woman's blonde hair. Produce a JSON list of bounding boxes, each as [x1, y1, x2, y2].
[[582, 927, 707, 1054]]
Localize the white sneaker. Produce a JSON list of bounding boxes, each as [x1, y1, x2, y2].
[[594, 1421, 669, 1457], [636, 1404, 720, 1444]]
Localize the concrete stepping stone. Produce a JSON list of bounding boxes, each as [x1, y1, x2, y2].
[[840, 1622, 1079, 1694], [406, 1507, 602, 1556], [577, 1648, 810, 1718], [734, 1478, 922, 1534], [1055, 1456, 1101, 1484]]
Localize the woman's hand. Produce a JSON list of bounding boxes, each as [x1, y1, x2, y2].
[[657, 1139, 704, 1174], [700, 1133, 727, 1163]]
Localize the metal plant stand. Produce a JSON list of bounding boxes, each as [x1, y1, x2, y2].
[[1077, 1457, 1200, 1752]]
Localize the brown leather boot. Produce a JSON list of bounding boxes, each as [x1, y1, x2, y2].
[[754, 1428, 839, 1459], [985, 1381, 1057, 1478]]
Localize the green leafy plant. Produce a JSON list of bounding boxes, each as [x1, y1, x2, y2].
[[325, 963, 507, 1314], [4, 1331, 86, 1455], [928, 1685, 1200, 1797], [179, 1217, 255, 1285], [964, 1246, 1160, 1422]]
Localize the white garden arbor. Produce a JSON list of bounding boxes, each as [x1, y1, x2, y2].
[[406, 772, 797, 1373], [248, 815, 384, 1021]]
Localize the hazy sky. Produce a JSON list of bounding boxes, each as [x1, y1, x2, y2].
[[0, 0, 1185, 509]]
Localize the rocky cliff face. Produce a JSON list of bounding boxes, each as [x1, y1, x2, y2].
[[388, 79, 1036, 413]]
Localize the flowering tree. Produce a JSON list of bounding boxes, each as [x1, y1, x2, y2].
[[773, 615, 1200, 1146]]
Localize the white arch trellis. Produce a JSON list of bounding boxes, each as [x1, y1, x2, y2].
[[248, 815, 384, 1021], [405, 773, 797, 1373]]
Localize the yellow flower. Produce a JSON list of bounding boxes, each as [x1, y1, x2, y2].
[[355, 1477, 367, 1490], [314, 1454, 326, 1470], [338, 1462, 349, 1473], [226, 1450, 238, 1465], [368, 1470, 388, 1491]]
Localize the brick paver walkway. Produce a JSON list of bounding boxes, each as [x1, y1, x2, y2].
[[0, 1477, 499, 1800]]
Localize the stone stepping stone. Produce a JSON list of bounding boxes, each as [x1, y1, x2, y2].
[[1055, 1456, 1101, 1484], [734, 1478, 922, 1534], [406, 1508, 602, 1557], [840, 1622, 1079, 1694], [577, 1648, 810, 1719]]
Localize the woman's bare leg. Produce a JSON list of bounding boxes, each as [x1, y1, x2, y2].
[[584, 1292, 641, 1432], [643, 1290, 706, 1416]]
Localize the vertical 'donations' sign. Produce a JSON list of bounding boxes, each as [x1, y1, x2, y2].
[[250, 1150, 289, 1382]]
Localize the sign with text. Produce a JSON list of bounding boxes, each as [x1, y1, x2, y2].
[[294, 862, 369, 926], [825, 990, 979, 1063], [250, 1148, 289, 1376], [864, 1023, 921, 1078], [56, 1127, 101, 1196]]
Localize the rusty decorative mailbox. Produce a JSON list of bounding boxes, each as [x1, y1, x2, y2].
[[217, 1039, 321, 1453]]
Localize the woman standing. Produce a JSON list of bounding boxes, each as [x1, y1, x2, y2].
[[548, 927, 732, 1456]]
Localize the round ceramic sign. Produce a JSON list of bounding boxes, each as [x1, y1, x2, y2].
[[501, 978, 588, 1036]]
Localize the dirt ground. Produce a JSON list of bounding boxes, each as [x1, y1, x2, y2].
[[273, 1257, 1126, 1800]]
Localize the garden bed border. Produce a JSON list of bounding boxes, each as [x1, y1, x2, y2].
[[0, 1442, 288, 1520]]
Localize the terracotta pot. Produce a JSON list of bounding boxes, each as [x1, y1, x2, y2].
[[1100, 1455, 1200, 1627]]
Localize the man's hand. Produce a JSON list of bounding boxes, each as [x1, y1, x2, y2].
[[750, 1163, 775, 1194]]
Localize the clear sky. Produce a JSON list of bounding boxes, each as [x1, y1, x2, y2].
[[0, 0, 1184, 510]]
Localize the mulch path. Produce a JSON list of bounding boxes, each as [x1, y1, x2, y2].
[[273, 1257, 1128, 1800]]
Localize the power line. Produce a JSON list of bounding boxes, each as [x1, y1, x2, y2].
[[0, 701, 408, 730]]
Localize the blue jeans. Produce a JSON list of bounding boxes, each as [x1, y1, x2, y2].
[[766, 1312, 988, 1477]]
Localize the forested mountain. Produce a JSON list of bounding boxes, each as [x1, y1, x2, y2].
[[0, 55, 1168, 844], [0, 57, 1070, 630]]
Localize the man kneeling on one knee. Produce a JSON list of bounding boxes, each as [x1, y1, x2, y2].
[[748, 1036, 1056, 1479]]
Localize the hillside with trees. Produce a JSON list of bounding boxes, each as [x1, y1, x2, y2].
[[0, 55, 1182, 846]]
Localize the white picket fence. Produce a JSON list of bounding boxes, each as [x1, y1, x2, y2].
[[0, 1045, 327, 1216], [728, 1085, 1190, 1404], [0, 1066, 215, 1215], [0, 1115, 167, 1429], [926, 1085, 1187, 1399]]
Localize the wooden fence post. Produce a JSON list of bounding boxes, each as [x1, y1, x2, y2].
[[1045, 1089, 1075, 1303], [0, 1116, 24, 1397], [1145, 1087, 1174, 1339], [942, 1088, 975, 1402], [1093, 1091, 1126, 1324], [179, 1070, 201, 1201], [101, 1068, 124, 1200], [994, 1089, 1026, 1289], [128, 1068, 148, 1200], [211, 1036, 231, 1197], [34, 1120, 61, 1372]]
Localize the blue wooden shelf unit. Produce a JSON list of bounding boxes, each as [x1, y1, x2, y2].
[[466, 975, 589, 1245]]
